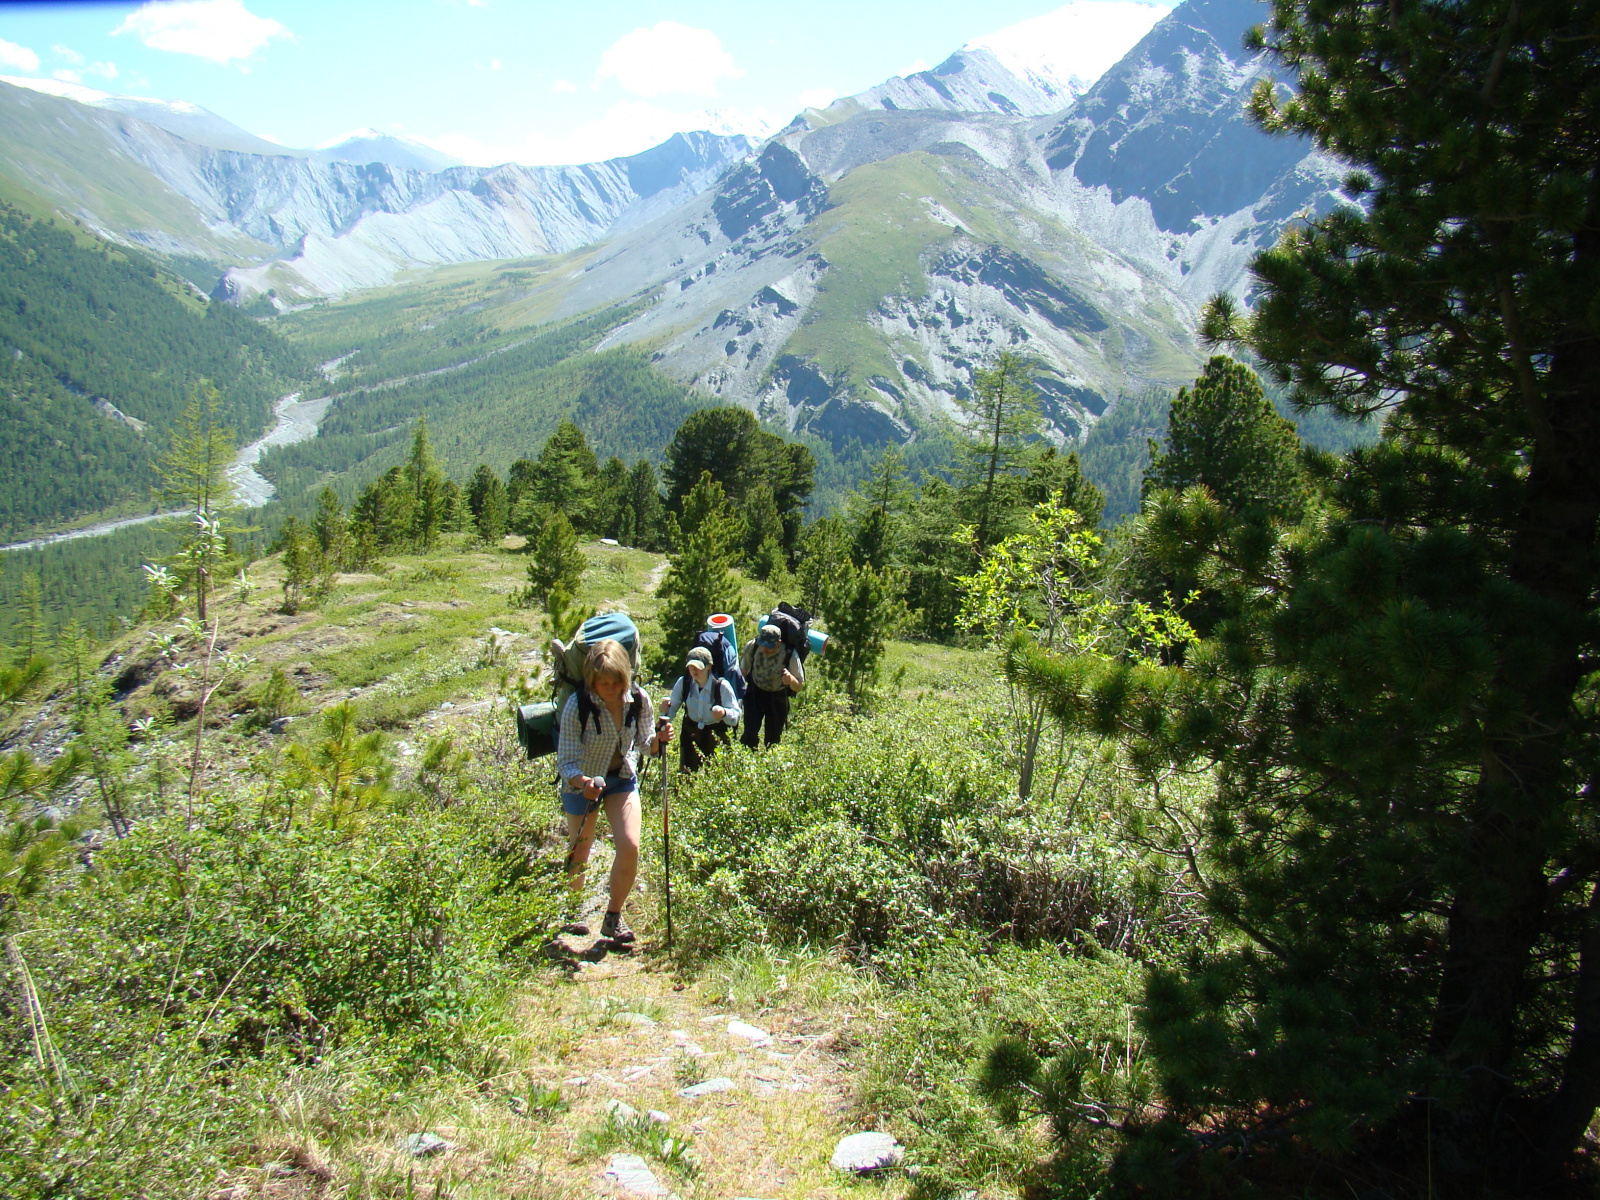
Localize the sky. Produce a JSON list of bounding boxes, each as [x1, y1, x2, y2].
[[0, 0, 1179, 166]]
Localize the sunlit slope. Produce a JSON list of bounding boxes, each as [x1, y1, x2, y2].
[[0, 81, 275, 263]]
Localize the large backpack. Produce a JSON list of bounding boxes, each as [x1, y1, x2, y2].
[[765, 602, 814, 662], [692, 628, 746, 704], [516, 611, 641, 760]]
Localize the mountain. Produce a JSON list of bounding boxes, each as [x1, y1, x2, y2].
[[301, 0, 1340, 453], [214, 130, 756, 303], [313, 130, 464, 172], [0, 0, 1357, 522], [0, 78, 754, 300], [809, 47, 1083, 121], [0, 75, 294, 157]]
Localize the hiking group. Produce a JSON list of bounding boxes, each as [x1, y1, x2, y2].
[[516, 605, 821, 946]]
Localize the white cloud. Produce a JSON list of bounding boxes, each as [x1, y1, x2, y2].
[[53, 45, 85, 65], [798, 87, 836, 111], [897, 59, 931, 78], [491, 57, 502, 71], [970, 0, 1169, 93], [90, 62, 120, 81], [425, 99, 771, 168], [596, 22, 743, 99], [0, 39, 40, 73], [52, 69, 82, 84], [113, 0, 292, 65], [551, 79, 576, 94]]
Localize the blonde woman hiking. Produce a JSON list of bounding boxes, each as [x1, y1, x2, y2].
[[555, 639, 671, 943]]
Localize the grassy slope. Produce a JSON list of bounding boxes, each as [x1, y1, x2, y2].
[[0, 84, 272, 263], [784, 148, 1199, 431]]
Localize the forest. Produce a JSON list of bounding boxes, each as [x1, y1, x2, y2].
[[0, 204, 307, 541]]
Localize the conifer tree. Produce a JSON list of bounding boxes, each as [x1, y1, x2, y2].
[[846, 445, 914, 570], [621, 458, 666, 550], [1143, 355, 1307, 519], [522, 510, 586, 611], [999, 1, 1600, 1189], [656, 472, 742, 665], [954, 351, 1042, 554], [277, 516, 315, 615], [312, 487, 348, 570], [467, 465, 508, 545], [401, 417, 446, 550], [155, 381, 237, 621], [817, 559, 906, 707]]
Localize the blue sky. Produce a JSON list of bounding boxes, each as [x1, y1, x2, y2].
[[0, 0, 1179, 165]]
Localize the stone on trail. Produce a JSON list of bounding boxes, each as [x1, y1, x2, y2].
[[603, 1152, 672, 1198], [606, 1099, 639, 1125], [402, 1132, 451, 1158], [616, 1011, 657, 1027], [727, 1019, 772, 1045], [831, 1131, 905, 1173], [677, 1076, 736, 1098], [647, 1109, 671, 1125]]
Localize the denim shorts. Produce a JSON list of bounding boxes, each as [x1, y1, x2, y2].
[[560, 771, 635, 816]]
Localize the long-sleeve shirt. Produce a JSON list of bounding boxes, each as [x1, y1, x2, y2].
[[664, 673, 741, 727], [555, 687, 658, 785]]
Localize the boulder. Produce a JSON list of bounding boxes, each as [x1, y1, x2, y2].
[[830, 1131, 904, 1173], [603, 1152, 672, 1198], [677, 1076, 735, 1098], [402, 1132, 451, 1158]]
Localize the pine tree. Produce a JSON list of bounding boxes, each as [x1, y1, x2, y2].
[[1143, 355, 1307, 520], [401, 417, 446, 550], [655, 472, 742, 667], [522, 510, 586, 611], [312, 487, 348, 570], [817, 558, 907, 707], [620, 458, 666, 550], [1000, 0, 1600, 1190], [845, 445, 914, 570], [467, 465, 508, 545], [277, 516, 316, 615]]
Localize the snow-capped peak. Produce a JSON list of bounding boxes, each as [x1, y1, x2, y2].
[[967, 0, 1169, 97]]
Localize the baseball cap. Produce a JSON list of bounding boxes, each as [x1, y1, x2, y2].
[[757, 624, 781, 647]]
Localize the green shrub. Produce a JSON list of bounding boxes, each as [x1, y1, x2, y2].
[[0, 725, 564, 1197], [663, 699, 1189, 965], [858, 941, 1148, 1197]]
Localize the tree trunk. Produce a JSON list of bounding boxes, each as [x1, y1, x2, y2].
[[1426, 322, 1600, 1184]]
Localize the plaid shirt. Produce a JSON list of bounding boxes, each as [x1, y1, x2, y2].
[[555, 687, 659, 786]]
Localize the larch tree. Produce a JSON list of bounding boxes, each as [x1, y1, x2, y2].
[[155, 381, 236, 622], [998, 0, 1600, 1192], [954, 350, 1043, 554]]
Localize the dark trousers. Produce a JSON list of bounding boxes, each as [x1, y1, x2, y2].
[[741, 686, 790, 748], [680, 716, 730, 773]]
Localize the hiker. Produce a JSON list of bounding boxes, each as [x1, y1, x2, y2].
[[739, 623, 803, 749], [556, 638, 672, 943], [663, 645, 741, 772]]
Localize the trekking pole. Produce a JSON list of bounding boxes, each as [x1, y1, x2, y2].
[[657, 716, 673, 952]]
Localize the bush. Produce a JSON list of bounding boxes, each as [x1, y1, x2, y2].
[[0, 724, 565, 1197], [663, 698, 1191, 966]]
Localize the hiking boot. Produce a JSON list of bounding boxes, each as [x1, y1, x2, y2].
[[559, 919, 591, 937], [600, 911, 635, 943]]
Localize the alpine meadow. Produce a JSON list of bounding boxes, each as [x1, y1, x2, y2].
[[0, 1, 1596, 1197]]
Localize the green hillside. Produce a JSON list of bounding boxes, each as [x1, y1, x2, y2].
[[0, 80, 272, 263], [0, 205, 308, 540]]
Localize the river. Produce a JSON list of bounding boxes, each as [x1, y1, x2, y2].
[[225, 391, 333, 507], [1, 386, 334, 553]]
